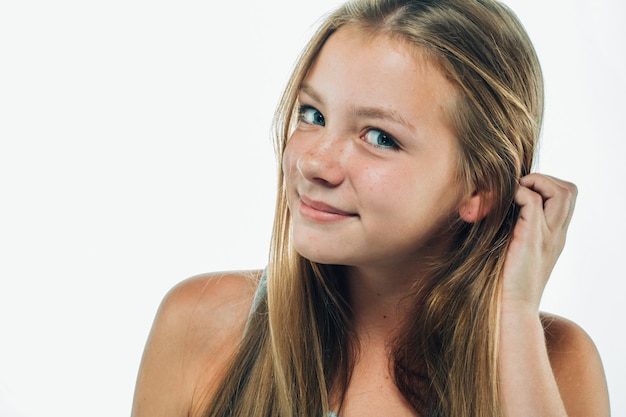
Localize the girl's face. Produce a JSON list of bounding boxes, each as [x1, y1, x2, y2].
[[283, 26, 469, 273]]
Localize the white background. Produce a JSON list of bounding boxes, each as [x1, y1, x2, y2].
[[0, 0, 624, 416]]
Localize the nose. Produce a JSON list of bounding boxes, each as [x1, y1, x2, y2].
[[296, 135, 347, 187]]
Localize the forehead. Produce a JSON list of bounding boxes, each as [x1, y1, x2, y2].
[[310, 25, 455, 92], [302, 25, 458, 130]]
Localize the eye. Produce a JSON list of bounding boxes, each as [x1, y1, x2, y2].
[[298, 105, 325, 126], [362, 129, 398, 149]]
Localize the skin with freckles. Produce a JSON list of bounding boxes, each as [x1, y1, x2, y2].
[[131, 20, 610, 417], [283, 28, 470, 280]]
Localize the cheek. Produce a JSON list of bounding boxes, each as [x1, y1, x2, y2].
[[361, 165, 391, 191], [360, 164, 414, 203], [359, 162, 461, 221]]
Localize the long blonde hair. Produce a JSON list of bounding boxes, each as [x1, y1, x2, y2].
[[202, 0, 543, 416]]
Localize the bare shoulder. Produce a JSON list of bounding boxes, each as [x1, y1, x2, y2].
[[540, 312, 610, 417], [132, 269, 262, 417], [165, 270, 261, 348]]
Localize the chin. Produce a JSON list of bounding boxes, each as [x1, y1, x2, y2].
[[296, 251, 340, 266], [293, 243, 349, 266]]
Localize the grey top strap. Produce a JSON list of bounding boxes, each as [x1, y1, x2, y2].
[[243, 268, 268, 335]]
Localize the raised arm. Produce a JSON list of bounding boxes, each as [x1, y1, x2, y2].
[[498, 173, 610, 417]]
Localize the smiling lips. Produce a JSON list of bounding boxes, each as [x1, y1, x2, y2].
[[298, 195, 358, 222]]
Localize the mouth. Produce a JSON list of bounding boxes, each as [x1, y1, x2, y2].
[[298, 195, 358, 222]]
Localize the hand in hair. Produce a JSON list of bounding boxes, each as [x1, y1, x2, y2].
[[501, 173, 578, 313], [498, 173, 609, 417]]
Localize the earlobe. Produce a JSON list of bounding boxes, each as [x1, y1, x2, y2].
[[459, 191, 492, 223]]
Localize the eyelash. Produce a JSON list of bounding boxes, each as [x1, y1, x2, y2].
[[297, 104, 400, 151], [362, 128, 400, 151], [297, 105, 325, 126]]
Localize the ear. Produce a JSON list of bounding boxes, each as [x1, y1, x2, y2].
[[459, 190, 492, 223]]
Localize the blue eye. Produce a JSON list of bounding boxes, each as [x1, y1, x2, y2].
[[363, 129, 398, 149], [299, 105, 325, 126]]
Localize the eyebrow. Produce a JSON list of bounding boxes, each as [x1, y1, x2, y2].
[[299, 83, 415, 132], [352, 106, 415, 132], [299, 83, 324, 105]]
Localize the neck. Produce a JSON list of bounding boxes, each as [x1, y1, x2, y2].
[[345, 264, 427, 343]]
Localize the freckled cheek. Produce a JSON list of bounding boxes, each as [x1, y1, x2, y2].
[[360, 166, 430, 215], [360, 167, 405, 200]]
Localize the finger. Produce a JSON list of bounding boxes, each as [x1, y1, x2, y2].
[[519, 173, 577, 230], [522, 174, 578, 224], [513, 184, 545, 222], [512, 184, 549, 247]]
